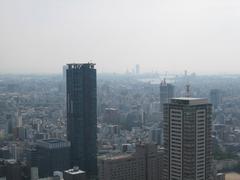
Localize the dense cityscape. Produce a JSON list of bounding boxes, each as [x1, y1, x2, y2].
[[0, 63, 240, 179], [2, 0, 240, 178]]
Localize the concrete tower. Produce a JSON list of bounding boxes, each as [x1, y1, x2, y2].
[[163, 98, 213, 180]]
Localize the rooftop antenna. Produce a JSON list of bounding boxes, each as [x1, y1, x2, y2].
[[160, 71, 168, 85], [184, 69, 191, 97]]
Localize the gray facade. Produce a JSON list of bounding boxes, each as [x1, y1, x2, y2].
[[163, 98, 213, 180], [66, 63, 97, 179], [98, 144, 163, 180]]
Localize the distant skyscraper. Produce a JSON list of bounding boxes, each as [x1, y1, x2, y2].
[[210, 89, 221, 108], [136, 64, 140, 74], [63, 65, 68, 81], [163, 98, 213, 180], [16, 110, 22, 128], [66, 63, 97, 179], [150, 128, 163, 145], [160, 79, 174, 117]]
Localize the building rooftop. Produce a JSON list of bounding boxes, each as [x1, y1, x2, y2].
[[65, 167, 85, 175], [171, 97, 209, 105], [99, 154, 132, 161], [37, 139, 71, 149], [67, 63, 95, 69], [5, 159, 17, 164], [41, 139, 66, 143]]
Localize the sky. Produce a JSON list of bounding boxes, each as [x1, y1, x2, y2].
[[0, 0, 240, 74]]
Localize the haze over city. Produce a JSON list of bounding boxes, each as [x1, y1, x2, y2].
[[2, 0, 240, 180], [1, 0, 240, 74]]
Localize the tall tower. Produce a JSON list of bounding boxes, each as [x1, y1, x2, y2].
[[66, 63, 97, 179], [163, 98, 213, 180], [209, 89, 221, 109], [160, 79, 174, 118], [63, 65, 68, 81]]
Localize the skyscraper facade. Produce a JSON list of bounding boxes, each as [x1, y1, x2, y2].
[[163, 98, 213, 180], [66, 63, 97, 179]]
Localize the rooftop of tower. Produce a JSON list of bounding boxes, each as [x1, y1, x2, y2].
[[171, 97, 209, 105], [67, 63, 95, 69], [64, 167, 86, 175]]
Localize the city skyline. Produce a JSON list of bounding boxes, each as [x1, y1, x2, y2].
[[0, 63, 238, 179], [0, 0, 240, 179]]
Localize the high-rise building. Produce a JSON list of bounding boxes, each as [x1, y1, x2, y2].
[[210, 89, 221, 109], [16, 110, 22, 128], [103, 108, 120, 124], [63, 65, 68, 81], [62, 65, 68, 94], [28, 139, 71, 178], [150, 128, 163, 145], [5, 160, 22, 180], [0, 159, 31, 180], [66, 63, 97, 179], [163, 98, 213, 180], [98, 144, 163, 180], [160, 79, 174, 117], [215, 173, 225, 180]]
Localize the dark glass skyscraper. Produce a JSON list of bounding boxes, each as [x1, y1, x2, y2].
[[66, 63, 97, 179]]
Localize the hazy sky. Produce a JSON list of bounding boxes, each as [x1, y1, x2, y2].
[[1, 0, 240, 74]]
